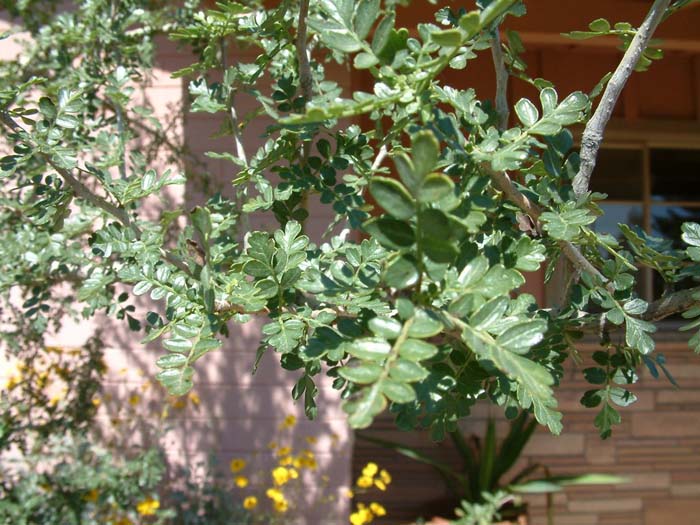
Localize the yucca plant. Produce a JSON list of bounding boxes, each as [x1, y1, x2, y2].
[[360, 412, 539, 505], [360, 412, 624, 522]]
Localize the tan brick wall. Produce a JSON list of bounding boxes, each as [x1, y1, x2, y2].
[[354, 338, 700, 525]]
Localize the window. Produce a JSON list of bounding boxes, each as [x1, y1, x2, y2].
[[591, 145, 700, 301]]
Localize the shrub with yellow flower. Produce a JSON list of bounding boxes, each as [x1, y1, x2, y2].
[[227, 414, 340, 522], [230, 458, 247, 473], [235, 475, 249, 488], [347, 462, 392, 525], [136, 496, 160, 516]]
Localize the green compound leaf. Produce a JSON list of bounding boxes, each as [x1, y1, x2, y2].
[[370, 177, 416, 220], [399, 338, 438, 361], [540, 207, 596, 241], [363, 217, 415, 249], [385, 254, 419, 289], [344, 338, 392, 361], [430, 28, 463, 47], [338, 362, 384, 384], [369, 316, 403, 339], [407, 309, 443, 338], [418, 173, 455, 203], [393, 152, 421, 194], [389, 358, 430, 382], [345, 384, 388, 429], [412, 130, 440, 179], [515, 98, 539, 127], [496, 320, 547, 354], [156, 353, 188, 369], [588, 17, 611, 33], [625, 317, 656, 355], [381, 379, 417, 403]]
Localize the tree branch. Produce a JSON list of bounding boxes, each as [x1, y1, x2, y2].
[[574, 285, 700, 333], [641, 286, 700, 322], [296, 0, 313, 112], [220, 38, 248, 165], [371, 145, 388, 171], [572, 0, 671, 198], [483, 164, 609, 285], [490, 29, 510, 131], [483, 28, 603, 285], [295, 0, 313, 229]]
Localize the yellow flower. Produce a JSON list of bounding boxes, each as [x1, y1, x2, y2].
[[379, 469, 391, 485], [279, 415, 296, 429], [266, 487, 285, 502], [279, 455, 293, 466], [171, 398, 186, 409], [272, 466, 291, 486], [91, 396, 101, 408], [274, 498, 289, 513], [345, 489, 354, 499], [374, 479, 386, 491], [48, 389, 66, 407], [235, 475, 249, 488], [128, 393, 141, 406], [288, 468, 299, 480], [188, 391, 201, 405], [362, 462, 378, 477], [4, 373, 22, 390], [370, 502, 386, 517], [298, 450, 317, 470], [356, 476, 373, 488], [349, 507, 373, 525], [230, 458, 246, 473], [84, 489, 99, 502], [37, 371, 49, 388], [276, 446, 292, 457], [136, 497, 160, 516], [243, 496, 258, 510]]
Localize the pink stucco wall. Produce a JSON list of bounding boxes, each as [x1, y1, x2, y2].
[[0, 18, 353, 524]]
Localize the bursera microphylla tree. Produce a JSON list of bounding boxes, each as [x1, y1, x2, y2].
[[1, 0, 699, 442]]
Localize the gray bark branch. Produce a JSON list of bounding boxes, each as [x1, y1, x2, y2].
[[484, 164, 609, 284], [572, 0, 671, 198], [491, 29, 510, 131]]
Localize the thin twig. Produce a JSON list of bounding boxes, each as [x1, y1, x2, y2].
[[295, 0, 312, 229], [115, 105, 128, 179], [296, 0, 313, 113], [220, 38, 248, 165], [572, 0, 671, 198], [371, 145, 388, 171], [483, 163, 609, 285], [574, 285, 700, 332], [490, 29, 509, 131]]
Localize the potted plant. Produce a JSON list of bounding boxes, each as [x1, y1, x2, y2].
[[359, 412, 623, 524]]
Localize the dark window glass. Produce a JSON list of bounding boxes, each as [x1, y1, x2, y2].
[[651, 205, 700, 249], [590, 149, 643, 200], [594, 203, 643, 240], [651, 148, 700, 202]]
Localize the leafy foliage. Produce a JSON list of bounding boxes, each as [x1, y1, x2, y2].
[[1, 0, 699, 444]]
